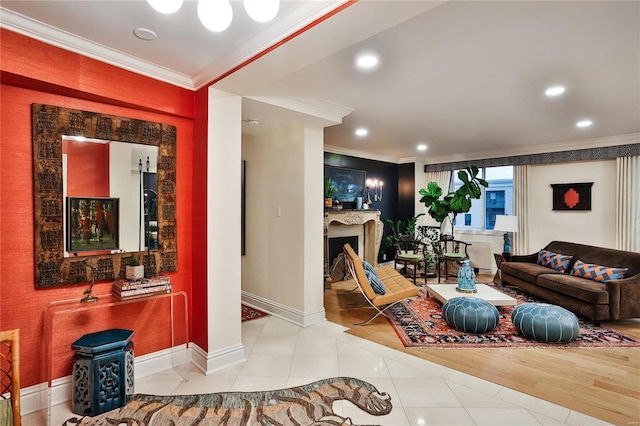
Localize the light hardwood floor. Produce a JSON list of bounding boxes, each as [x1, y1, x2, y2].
[[324, 274, 640, 425]]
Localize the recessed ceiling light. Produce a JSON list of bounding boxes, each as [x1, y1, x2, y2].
[[355, 128, 368, 137], [133, 28, 157, 41], [545, 86, 566, 97], [417, 144, 427, 151], [356, 54, 379, 70], [576, 120, 593, 128]]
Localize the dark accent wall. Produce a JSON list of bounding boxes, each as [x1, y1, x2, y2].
[[324, 152, 416, 263], [398, 163, 415, 220]]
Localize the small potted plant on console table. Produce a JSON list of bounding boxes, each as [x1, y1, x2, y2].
[[125, 257, 144, 281]]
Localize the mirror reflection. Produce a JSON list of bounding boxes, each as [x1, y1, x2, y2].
[[62, 136, 158, 256]]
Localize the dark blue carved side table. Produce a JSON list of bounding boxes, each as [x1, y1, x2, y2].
[[71, 329, 135, 416]]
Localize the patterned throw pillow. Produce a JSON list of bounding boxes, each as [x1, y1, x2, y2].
[[570, 259, 628, 283], [536, 249, 572, 272], [365, 270, 386, 295]]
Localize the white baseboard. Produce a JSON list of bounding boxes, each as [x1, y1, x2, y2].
[[190, 342, 246, 375], [241, 291, 326, 327], [20, 344, 188, 415]]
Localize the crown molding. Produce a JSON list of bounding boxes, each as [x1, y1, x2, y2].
[[326, 133, 640, 166], [419, 133, 640, 165], [192, 1, 351, 90], [0, 7, 195, 90], [324, 144, 400, 164], [398, 156, 417, 164], [246, 84, 353, 125], [1, 2, 349, 92]]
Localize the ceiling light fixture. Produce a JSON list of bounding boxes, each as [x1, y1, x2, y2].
[[147, 0, 279, 33], [198, 0, 233, 32], [356, 54, 379, 70], [355, 128, 368, 137], [576, 120, 593, 128], [147, 0, 184, 14], [244, 0, 279, 23], [545, 86, 566, 97], [417, 144, 427, 151]]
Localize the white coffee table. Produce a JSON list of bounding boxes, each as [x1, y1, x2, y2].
[[425, 283, 517, 307]]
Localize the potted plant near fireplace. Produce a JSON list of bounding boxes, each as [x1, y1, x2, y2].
[[324, 178, 337, 208], [381, 214, 425, 265]]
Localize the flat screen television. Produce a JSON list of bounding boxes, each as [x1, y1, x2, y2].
[[66, 197, 119, 253]]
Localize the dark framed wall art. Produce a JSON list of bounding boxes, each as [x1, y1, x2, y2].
[[66, 197, 120, 252], [551, 182, 593, 211], [324, 165, 366, 202]]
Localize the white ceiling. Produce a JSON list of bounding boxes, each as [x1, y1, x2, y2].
[[2, 0, 639, 163]]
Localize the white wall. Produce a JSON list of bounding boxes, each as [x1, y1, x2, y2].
[[241, 125, 325, 326], [528, 159, 616, 251]]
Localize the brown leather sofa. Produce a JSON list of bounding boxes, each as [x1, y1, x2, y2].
[[500, 241, 640, 324]]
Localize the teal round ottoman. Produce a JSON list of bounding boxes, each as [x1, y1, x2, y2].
[[442, 297, 500, 333], [511, 303, 579, 343]]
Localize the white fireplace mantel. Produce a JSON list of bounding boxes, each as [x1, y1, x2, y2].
[[324, 210, 383, 266]]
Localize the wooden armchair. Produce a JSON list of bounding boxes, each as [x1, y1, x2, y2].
[[0, 329, 20, 426], [437, 235, 471, 283], [394, 235, 427, 284]]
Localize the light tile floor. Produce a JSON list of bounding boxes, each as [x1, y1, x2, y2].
[[27, 316, 611, 426]]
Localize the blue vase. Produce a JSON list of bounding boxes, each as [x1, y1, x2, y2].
[[456, 259, 477, 293]]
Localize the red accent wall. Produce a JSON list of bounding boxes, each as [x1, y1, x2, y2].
[[0, 29, 198, 387], [191, 87, 209, 350]]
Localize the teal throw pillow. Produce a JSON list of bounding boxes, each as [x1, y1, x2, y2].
[[365, 270, 386, 295], [362, 260, 378, 277], [570, 259, 628, 283], [536, 249, 572, 272]]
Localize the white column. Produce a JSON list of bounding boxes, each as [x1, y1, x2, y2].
[[204, 87, 244, 371], [302, 127, 326, 325]]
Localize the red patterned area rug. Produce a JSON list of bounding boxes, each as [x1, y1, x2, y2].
[[387, 284, 640, 348], [241, 304, 269, 321]]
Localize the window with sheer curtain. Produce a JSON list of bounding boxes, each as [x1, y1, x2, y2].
[[450, 166, 514, 231]]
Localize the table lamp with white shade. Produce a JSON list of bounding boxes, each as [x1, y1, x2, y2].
[[494, 215, 518, 260]]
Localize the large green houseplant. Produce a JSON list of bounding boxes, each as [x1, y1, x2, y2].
[[381, 214, 425, 254], [418, 166, 488, 237]]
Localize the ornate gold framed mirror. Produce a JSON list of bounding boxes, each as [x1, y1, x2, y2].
[[32, 104, 177, 288]]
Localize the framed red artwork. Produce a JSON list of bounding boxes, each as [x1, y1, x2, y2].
[[551, 182, 593, 211]]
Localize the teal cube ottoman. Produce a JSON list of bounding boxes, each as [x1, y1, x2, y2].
[[511, 303, 579, 343], [442, 297, 500, 333]]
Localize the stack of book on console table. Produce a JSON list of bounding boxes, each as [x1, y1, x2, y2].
[[112, 275, 172, 301]]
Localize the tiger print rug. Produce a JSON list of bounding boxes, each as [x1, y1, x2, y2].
[[63, 377, 392, 425]]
